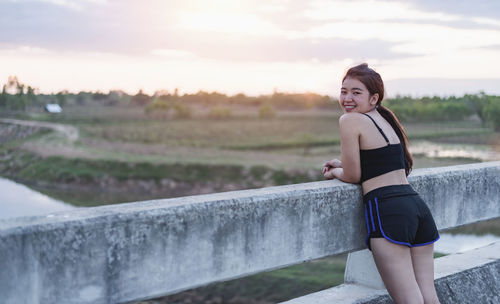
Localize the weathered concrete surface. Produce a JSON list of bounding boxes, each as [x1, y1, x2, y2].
[[408, 163, 500, 231], [344, 249, 385, 290], [0, 162, 498, 303], [281, 241, 500, 304]]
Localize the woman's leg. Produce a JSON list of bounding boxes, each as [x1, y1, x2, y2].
[[370, 238, 423, 304], [410, 244, 440, 304]]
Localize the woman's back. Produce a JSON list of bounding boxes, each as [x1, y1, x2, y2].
[[355, 110, 408, 194]]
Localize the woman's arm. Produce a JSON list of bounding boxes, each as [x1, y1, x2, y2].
[[325, 114, 361, 183]]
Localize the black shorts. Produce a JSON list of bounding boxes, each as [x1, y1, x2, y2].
[[363, 184, 440, 251]]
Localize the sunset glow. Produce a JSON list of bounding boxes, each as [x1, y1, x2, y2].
[[1, 0, 500, 96]]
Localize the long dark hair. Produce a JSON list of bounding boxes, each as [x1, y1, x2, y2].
[[343, 63, 413, 176]]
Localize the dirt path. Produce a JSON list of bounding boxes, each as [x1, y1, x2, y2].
[[0, 118, 79, 142]]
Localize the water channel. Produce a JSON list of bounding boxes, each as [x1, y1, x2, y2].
[[0, 176, 75, 219]]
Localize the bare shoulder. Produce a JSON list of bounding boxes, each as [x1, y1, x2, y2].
[[339, 112, 367, 127]]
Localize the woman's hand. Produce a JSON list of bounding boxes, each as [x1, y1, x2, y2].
[[322, 159, 342, 174], [323, 167, 335, 180], [322, 159, 342, 180], [323, 167, 342, 180]]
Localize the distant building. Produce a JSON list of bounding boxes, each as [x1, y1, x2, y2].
[[44, 104, 62, 113]]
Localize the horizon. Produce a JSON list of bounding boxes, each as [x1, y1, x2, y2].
[[2, 75, 496, 99]]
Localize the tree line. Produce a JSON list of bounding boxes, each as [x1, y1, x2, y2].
[[1, 76, 499, 129], [385, 93, 500, 129]]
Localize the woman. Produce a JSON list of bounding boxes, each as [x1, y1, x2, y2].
[[322, 63, 440, 304]]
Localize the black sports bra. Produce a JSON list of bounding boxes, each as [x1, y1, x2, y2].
[[359, 114, 405, 183]]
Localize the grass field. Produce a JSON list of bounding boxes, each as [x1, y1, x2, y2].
[[78, 113, 493, 149], [15, 106, 499, 165]]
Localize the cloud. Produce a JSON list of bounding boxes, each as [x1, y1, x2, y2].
[[150, 49, 198, 60], [393, 0, 500, 20], [2, 0, 499, 61], [0, 45, 52, 55], [7, 0, 107, 10], [0, 1, 144, 53], [151, 34, 414, 62], [0, 0, 407, 62], [304, 0, 460, 23], [476, 44, 500, 51], [305, 20, 500, 57]]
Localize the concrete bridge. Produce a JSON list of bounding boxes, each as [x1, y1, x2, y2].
[[0, 162, 499, 303]]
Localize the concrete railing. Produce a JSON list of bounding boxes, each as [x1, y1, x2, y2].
[[0, 162, 499, 304]]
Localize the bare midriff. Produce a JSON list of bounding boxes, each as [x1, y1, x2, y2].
[[361, 169, 409, 195]]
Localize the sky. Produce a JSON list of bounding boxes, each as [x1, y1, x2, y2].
[[1, 0, 500, 97]]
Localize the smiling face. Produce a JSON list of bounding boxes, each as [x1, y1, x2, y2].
[[339, 77, 379, 114]]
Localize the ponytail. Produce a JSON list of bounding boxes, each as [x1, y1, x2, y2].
[[377, 105, 413, 176]]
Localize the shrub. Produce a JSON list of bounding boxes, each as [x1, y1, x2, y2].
[[208, 106, 232, 119], [173, 102, 192, 119], [259, 102, 276, 118], [145, 98, 170, 117]]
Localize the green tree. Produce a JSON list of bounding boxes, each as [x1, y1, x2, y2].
[[483, 98, 500, 131], [0, 76, 19, 110], [132, 89, 151, 106], [0, 76, 39, 111], [92, 92, 107, 102], [56, 91, 68, 107], [464, 92, 489, 125], [26, 86, 36, 106], [5, 76, 27, 110], [75, 92, 89, 105], [0, 85, 7, 107]]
